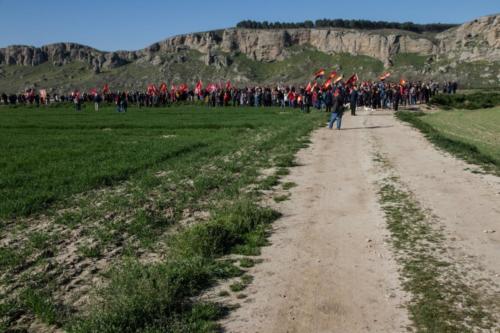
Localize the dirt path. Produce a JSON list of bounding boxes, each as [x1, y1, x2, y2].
[[222, 109, 500, 333]]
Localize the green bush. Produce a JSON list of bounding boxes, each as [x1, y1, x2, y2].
[[431, 93, 500, 110]]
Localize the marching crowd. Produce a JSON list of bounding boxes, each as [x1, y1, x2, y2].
[[0, 78, 459, 130], [0, 80, 457, 111]]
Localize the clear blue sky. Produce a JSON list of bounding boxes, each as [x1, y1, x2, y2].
[[0, 0, 498, 51]]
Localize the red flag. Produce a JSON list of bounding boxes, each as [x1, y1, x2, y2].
[[312, 81, 318, 91], [225, 80, 231, 90], [179, 83, 188, 93], [147, 84, 158, 96], [323, 79, 332, 89], [305, 82, 312, 93], [329, 71, 337, 79], [195, 80, 203, 95], [207, 83, 217, 93], [159, 82, 168, 93], [102, 84, 110, 94], [334, 75, 344, 84], [379, 72, 391, 81], [345, 74, 359, 86], [314, 69, 325, 79], [89, 88, 98, 96]]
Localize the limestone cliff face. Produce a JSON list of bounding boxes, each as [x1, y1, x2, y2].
[[0, 43, 130, 72], [151, 28, 438, 66], [435, 14, 500, 62], [0, 14, 498, 69]]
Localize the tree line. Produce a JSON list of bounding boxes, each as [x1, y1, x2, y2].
[[235, 19, 458, 33]]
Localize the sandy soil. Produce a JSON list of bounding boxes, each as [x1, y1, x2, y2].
[[221, 109, 500, 333]]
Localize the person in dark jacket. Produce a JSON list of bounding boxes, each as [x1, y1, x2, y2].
[[350, 87, 358, 116], [303, 90, 311, 113], [393, 87, 401, 111], [328, 90, 345, 130], [94, 93, 102, 111], [324, 89, 333, 113]]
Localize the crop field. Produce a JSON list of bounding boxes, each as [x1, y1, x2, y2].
[[0, 105, 322, 332], [397, 107, 500, 175]]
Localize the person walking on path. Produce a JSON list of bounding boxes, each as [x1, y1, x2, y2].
[[328, 90, 345, 130]]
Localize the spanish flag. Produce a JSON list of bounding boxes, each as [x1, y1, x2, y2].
[[159, 82, 168, 93], [312, 81, 318, 91], [379, 72, 391, 81], [195, 80, 203, 95], [147, 84, 158, 96], [314, 69, 325, 79], [329, 71, 338, 79], [334, 75, 344, 84], [323, 79, 332, 89], [345, 74, 359, 86], [102, 83, 110, 94]]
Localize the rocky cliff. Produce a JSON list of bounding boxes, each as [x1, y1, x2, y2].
[[1, 14, 498, 70], [0, 14, 498, 92]]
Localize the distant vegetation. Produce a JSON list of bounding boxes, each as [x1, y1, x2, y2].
[[431, 92, 500, 110], [236, 19, 458, 33]]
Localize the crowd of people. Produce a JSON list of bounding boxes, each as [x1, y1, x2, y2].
[[0, 79, 458, 112], [0, 78, 459, 130]]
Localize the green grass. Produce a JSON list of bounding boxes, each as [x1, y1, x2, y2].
[[0, 104, 322, 332], [78, 244, 102, 259], [0, 105, 318, 219], [69, 202, 273, 333], [392, 53, 428, 70], [396, 108, 500, 175], [20, 288, 63, 326], [282, 182, 297, 190], [273, 194, 290, 202], [229, 274, 253, 293], [239, 258, 255, 268]]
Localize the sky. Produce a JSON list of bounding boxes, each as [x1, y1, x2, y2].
[[0, 0, 498, 51]]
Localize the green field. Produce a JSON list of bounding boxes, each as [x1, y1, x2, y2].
[[0, 105, 322, 332], [397, 107, 500, 175]]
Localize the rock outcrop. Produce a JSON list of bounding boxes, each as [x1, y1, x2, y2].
[[0, 14, 498, 70], [435, 14, 500, 62]]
